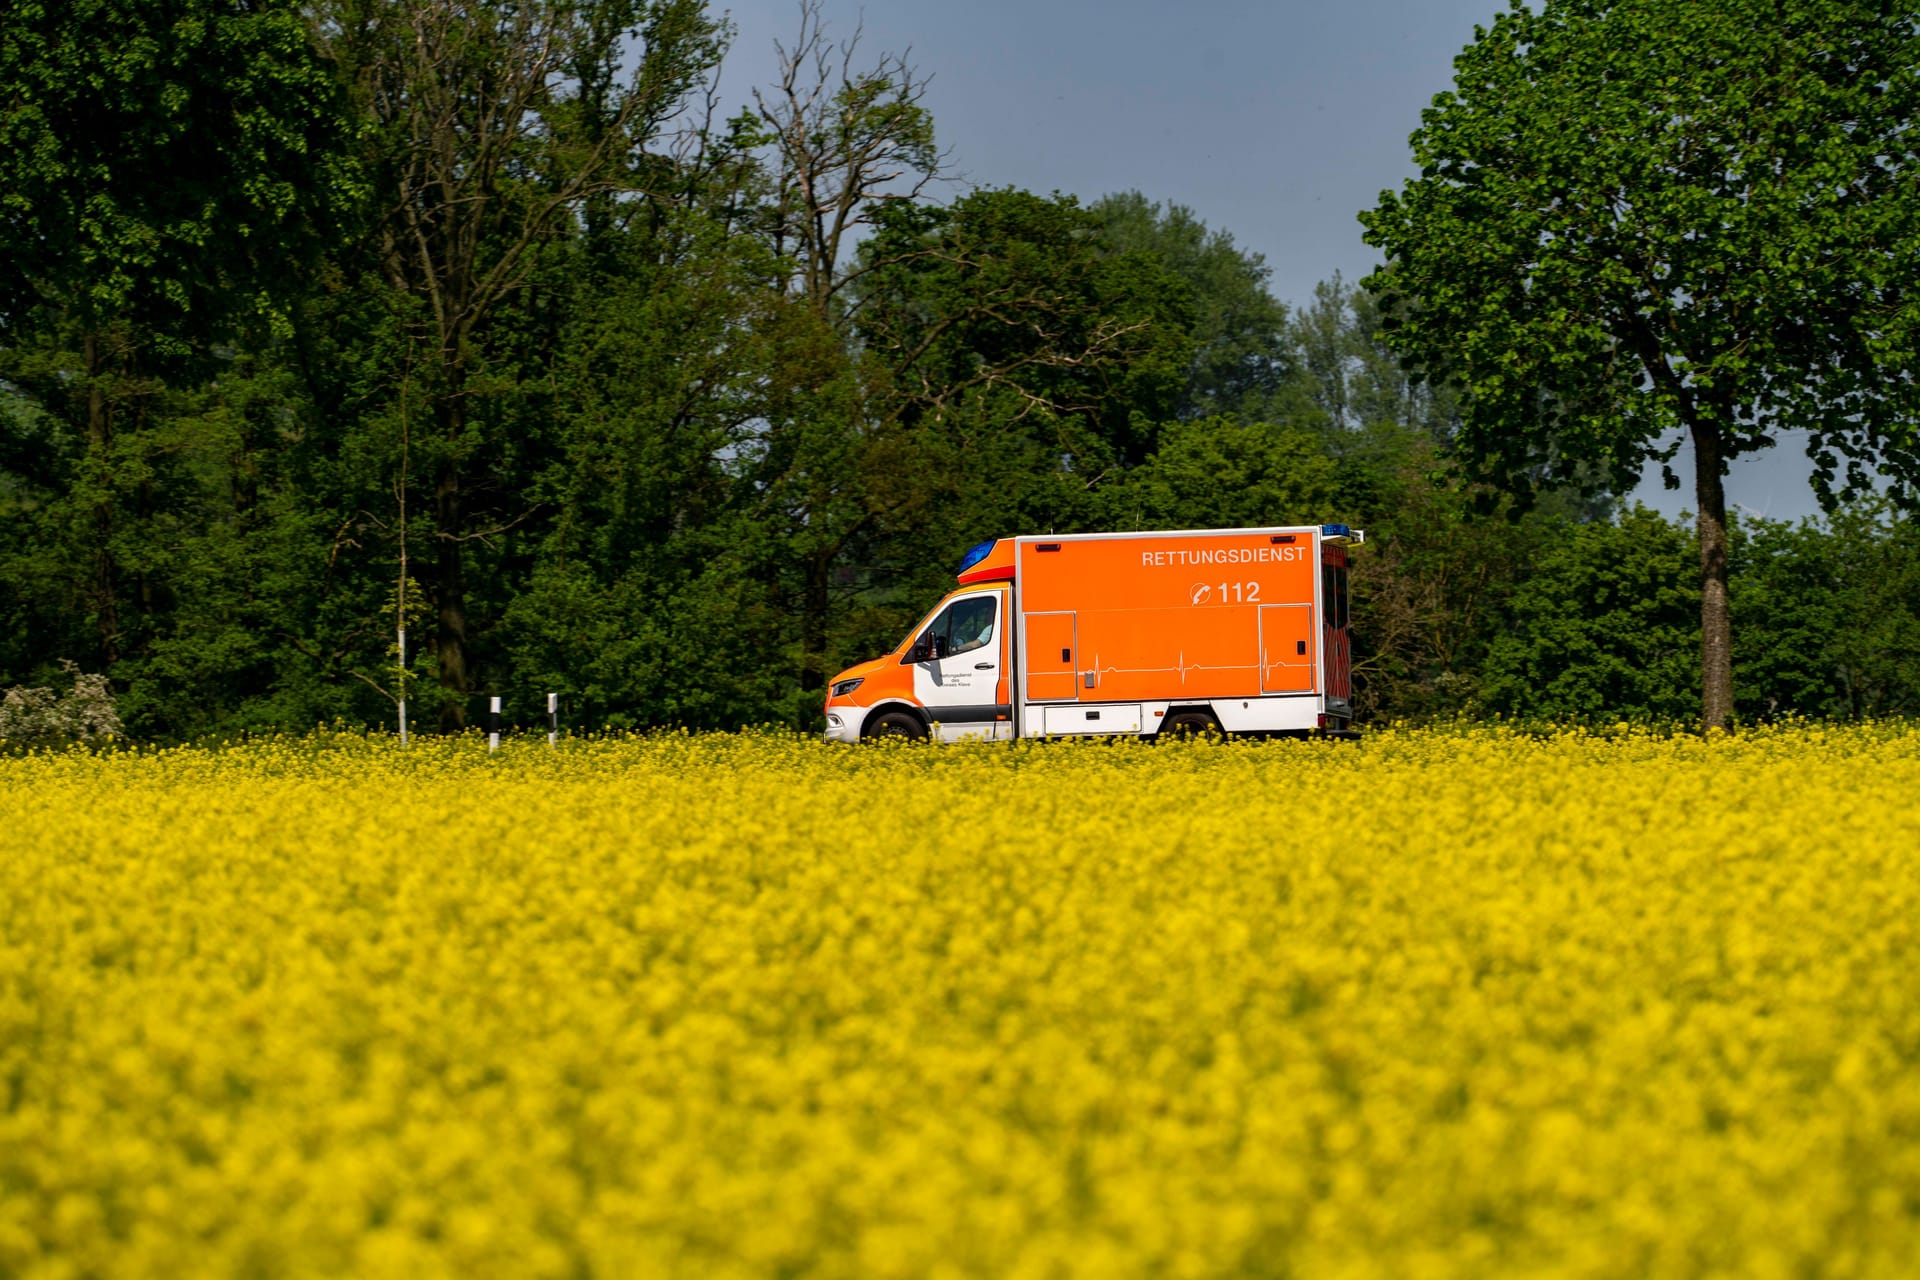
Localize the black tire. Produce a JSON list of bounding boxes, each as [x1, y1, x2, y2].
[[865, 710, 928, 742], [1158, 710, 1219, 741]]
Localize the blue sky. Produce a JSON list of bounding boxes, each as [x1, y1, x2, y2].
[[714, 0, 1837, 522]]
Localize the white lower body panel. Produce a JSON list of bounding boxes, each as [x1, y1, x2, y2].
[[1209, 696, 1321, 734], [1042, 703, 1143, 736], [932, 719, 1010, 743], [823, 704, 1010, 743], [1022, 695, 1322, 738]]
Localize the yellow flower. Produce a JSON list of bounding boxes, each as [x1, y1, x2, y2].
[[1, 724, 1917, 1277]]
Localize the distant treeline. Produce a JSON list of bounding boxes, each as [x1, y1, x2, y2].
[[2, 0, 1916, 736]]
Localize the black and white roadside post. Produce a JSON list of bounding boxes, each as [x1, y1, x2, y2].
[[488, 696, 502, 753], [547, 693, 558, 747]]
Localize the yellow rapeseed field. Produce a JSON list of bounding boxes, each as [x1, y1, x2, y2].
[[3, 725, 1919, 1279]]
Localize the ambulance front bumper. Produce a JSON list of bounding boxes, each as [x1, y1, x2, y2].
[[823, 708, 863, 744]]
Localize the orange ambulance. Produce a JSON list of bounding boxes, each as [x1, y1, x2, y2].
[[823, 525, 1361, 742]]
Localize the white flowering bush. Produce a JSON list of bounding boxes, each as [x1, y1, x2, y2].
[[0, 660, 123, 744]]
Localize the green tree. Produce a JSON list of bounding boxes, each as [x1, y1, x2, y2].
[[1338, 436, 1575, 722], [497, 211, 791, 729], [1106, 416, 1341, 531], [1289, 274, 1455, 440], [317, 0, 725, 726], [1092, 192, 1293, 420], [716, 4, 948, 703], [855, 189, 1193, 474], [0, 0, 357, 670], [1481, 506, 1701, 722], [1360, 0, 1920, 730], [1733, 503, 1920, 718], [845, 188, 1194, 653]]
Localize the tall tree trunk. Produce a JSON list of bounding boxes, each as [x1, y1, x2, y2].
[[82, 331, 119, 665], [1691, 417, 1734, 731], [434, 398, 470, 729]]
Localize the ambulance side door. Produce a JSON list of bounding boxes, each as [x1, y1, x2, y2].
[[909, 589, 1010, 741]]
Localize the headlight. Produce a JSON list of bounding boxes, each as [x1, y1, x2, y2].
[[830, 677, 864, 698]]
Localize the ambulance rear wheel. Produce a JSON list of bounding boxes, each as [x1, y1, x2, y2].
[[865, 711, 928, 742], [1159, 711, 1219, 741]]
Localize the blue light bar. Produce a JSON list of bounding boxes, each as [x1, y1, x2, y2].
[[1321, 523, 1352, 538], [956, 539, 997, 575]]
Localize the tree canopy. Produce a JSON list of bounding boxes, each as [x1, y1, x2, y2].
[[4, 0, 1919, 738], [0, 0, 357, 349], [1361, 0, 1920, 729]]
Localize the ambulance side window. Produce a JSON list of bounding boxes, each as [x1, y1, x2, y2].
[[944, 596, 997, 657], [910, 595, 997, 662]]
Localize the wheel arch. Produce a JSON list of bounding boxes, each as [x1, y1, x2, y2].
[[1157, 705, 1223, 739], [861, 701, 929, 738]]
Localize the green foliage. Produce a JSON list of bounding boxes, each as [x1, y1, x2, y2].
[[1733, 503, 1920, 718], [1107, 417, 1341, 531], [310, 0, 728, 725], [1092, 193, 1293, 421], [1481, 507, 1702, 722], [1478, 502, 1920, 725], [1361, 0, 1920, 728], [4, 0, 1916, 738], [1361, 0, 1920, 505], [1341, 433, 1582, 722], [1289, 275, 1456, 441], [856, 189, 1194, 469], [0, 0, 358, 353], [0, 0, 362, 729]]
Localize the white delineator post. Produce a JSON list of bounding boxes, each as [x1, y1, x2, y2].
[[488, 696, 501, 753], [547, 692, 558, 747]]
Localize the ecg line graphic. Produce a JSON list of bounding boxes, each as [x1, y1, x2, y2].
[[1076, 651, 1264, 686], [1072, 646, 1314, 690]]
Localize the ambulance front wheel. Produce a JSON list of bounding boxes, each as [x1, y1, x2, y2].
[[865, 711, 928, 742]]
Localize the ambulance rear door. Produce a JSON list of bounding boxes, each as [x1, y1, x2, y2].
[[1321, 544, 1352, 717]]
